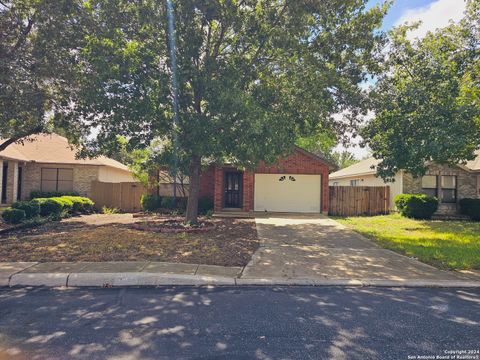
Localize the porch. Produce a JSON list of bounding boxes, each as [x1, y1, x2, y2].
[[0, 159, 24, 205]]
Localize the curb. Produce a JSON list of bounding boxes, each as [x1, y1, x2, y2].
[[3, 274, 480, 288]]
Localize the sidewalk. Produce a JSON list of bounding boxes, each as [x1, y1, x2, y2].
[[1, 261, 480, 288]]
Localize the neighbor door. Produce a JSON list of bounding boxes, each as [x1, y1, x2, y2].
[[224, 171, 243, 208]]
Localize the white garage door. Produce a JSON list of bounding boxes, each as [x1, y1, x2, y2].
[[254, 174, 321, 213]]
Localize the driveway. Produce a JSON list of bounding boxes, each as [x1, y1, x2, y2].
[[241, 215, 467, 282]]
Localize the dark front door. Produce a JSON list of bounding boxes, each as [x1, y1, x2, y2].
[[224, 171, 242, 208], [1, 163, 7, 203]]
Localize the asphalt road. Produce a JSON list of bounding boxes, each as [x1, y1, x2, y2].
[[0, 286, 479, 360]]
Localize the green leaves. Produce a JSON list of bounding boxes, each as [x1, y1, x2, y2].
[[362, 1, 480, 180]]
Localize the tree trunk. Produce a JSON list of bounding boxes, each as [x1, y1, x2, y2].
[[185, 155, 201, 224]]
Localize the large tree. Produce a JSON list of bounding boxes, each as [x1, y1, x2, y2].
[[0, 0, 81, 150], [61, 0, 387, 222], [361, 0, 480, 180]]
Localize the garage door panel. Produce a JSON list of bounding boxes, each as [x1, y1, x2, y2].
[[254, 174, 321, 213]]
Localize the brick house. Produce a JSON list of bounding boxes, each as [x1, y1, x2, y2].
[[0, 134, 135, 203], [195, 146, 336, 214], [329, 153, 480, 215]]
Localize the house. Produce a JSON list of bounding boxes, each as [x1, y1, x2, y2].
[[196, 146, 336, 214], [329, 153, 480, 214], [0, 133, 135, 203]]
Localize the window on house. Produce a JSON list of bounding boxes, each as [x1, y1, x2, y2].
[[41, 168, 73, 192], [421, 175, 438, 197], [441, 175, 457, 203], [350, 179, 360, 186]]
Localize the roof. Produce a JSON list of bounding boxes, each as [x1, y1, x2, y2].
[[331, 151, 480, 179], [330, 157, 380, 179], [293, 146, 338, 171], [0, 133, 131, 171]]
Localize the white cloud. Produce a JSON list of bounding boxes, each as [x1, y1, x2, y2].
[[395, 0, 467, 40]]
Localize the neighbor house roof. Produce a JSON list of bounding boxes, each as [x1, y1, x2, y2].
[[331, 150, 480, 180], [330, 157, 380, 179], [0, 133, 130, 171]]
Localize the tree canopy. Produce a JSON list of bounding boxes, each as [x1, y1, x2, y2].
[[361, 0, 480, 180], [0, 0, 81, 150]]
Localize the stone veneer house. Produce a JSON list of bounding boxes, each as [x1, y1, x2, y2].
[[0, 134, 135, 204], [329, 153, 480, 215]]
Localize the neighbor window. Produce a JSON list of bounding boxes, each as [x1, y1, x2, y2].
[[421, 175, 438, 197], [350, 179, 360, 186], [41, 168, 73, 192], [441, 175, 457, 203]]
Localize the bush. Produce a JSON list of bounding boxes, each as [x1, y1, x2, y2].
[[50, 197, 74, 214], [2, 208, 26, 224], [61, 196, 94, 214], [198, 196, 214, 215], [459, 198, 480, 221], [31, 198, 64, 216], [30, 190, 79, 199], [141, 194, 162, 211], [394, 194, 438, 219], [160, 196, 187, 211], [12, 201, 40, 219]]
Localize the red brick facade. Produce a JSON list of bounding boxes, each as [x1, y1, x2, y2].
[[202, 148, 332, 213]]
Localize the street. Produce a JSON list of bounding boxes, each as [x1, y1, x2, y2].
[[0, 286, 479, 360]]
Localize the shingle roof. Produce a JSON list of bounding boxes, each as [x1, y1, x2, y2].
[[0, 133, 131, 171], [331, 150, 480, 179], [329, 157, 379, 179]]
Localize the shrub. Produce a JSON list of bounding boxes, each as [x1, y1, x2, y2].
[[61, 196, 95, 214], [459, 198, 480, 221], [394, 194, 438, 219], [141, 194, 162, 211], [31, 198, 64, 216], [2, 208, 26, 224], [12, 201, 40, 219], [30, 190, 79, 199], [102, 206, 120, 214], [160, 196, 187, 211], [198, 196, 214, 215], [50, 197, 74, 214]]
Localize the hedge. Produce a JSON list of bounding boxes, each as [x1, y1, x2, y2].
[[62, 196, 94, 213], [2, 208, 26, 224], [30, 196, 94, 217], [12, 201, 40, 219], [31, 198, 64, 216], [459, 198, 480, 221], [141, 194, 162, 211], [30, 190, 79, 199], [394, 194, 439, 219]]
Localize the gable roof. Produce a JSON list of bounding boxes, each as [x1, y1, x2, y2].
[[330, 157, 379, 179], [0, 134, 130, 171], [331, 151, 480, 179], [293, 146, 338, 171]]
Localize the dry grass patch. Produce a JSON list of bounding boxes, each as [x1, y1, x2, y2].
[[0, 214, 258, 266]]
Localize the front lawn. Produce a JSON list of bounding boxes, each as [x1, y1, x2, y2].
[[335, 214, 480, 270], [0, 214, 258, 266]]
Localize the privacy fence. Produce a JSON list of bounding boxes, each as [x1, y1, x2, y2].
[[328, 186, 390, 216], [90, 181, 145, 213]]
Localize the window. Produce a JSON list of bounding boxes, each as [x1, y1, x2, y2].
[[350, 179, 360, 186], [441, 175, 457, 203], [421, 175, 437, 197], [41, 168, 73, 192]]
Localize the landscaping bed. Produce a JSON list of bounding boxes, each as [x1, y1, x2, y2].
[[0, 214, 258, 266], [335, 213, 480, 270]]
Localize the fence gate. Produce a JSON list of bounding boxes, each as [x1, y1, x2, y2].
[[90, 181, 146, 212], [329, 186, 390, 216]]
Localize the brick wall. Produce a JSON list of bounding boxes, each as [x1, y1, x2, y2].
[[210, 149, 331, 213]]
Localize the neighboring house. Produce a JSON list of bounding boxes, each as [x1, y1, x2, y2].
[[196, 146, 336, 214], [0, 134, 135, 204], [329, 153, 480, 215]]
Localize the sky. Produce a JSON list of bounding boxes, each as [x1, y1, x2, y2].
[[338, 0, 467, 159]]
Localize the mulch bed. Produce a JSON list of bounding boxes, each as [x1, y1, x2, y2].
[[0, 214, 258, 266], [130, 218, 216, 233]]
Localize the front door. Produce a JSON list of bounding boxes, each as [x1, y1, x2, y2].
[[224, 171, 242, 208]]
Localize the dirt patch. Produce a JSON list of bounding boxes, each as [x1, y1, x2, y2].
[[0, 214, 258, 266]]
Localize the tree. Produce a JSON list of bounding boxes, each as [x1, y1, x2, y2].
[[332, 150, 359, 169], [61, 0, 388, 222], [361, 0, 480, 180], [0, 0, 81, 150]]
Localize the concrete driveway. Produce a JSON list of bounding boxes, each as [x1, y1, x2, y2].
[[241, 214, 468, 283]]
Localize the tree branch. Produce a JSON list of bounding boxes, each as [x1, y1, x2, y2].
[[0, 125, 44, 152]]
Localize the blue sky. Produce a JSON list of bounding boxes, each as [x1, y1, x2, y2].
[[367, 0, 433, 31]]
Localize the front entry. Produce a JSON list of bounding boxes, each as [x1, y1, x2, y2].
[[224, 171, 243, 208]]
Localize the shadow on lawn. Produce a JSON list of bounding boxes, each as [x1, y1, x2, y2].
[[0, 286, 479, 360]]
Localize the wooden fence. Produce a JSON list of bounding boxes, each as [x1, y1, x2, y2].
[[329, 186, 390, 216], [90, 181, 146, 212]]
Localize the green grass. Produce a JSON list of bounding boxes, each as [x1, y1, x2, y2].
[[335, 213, 480, 270]]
